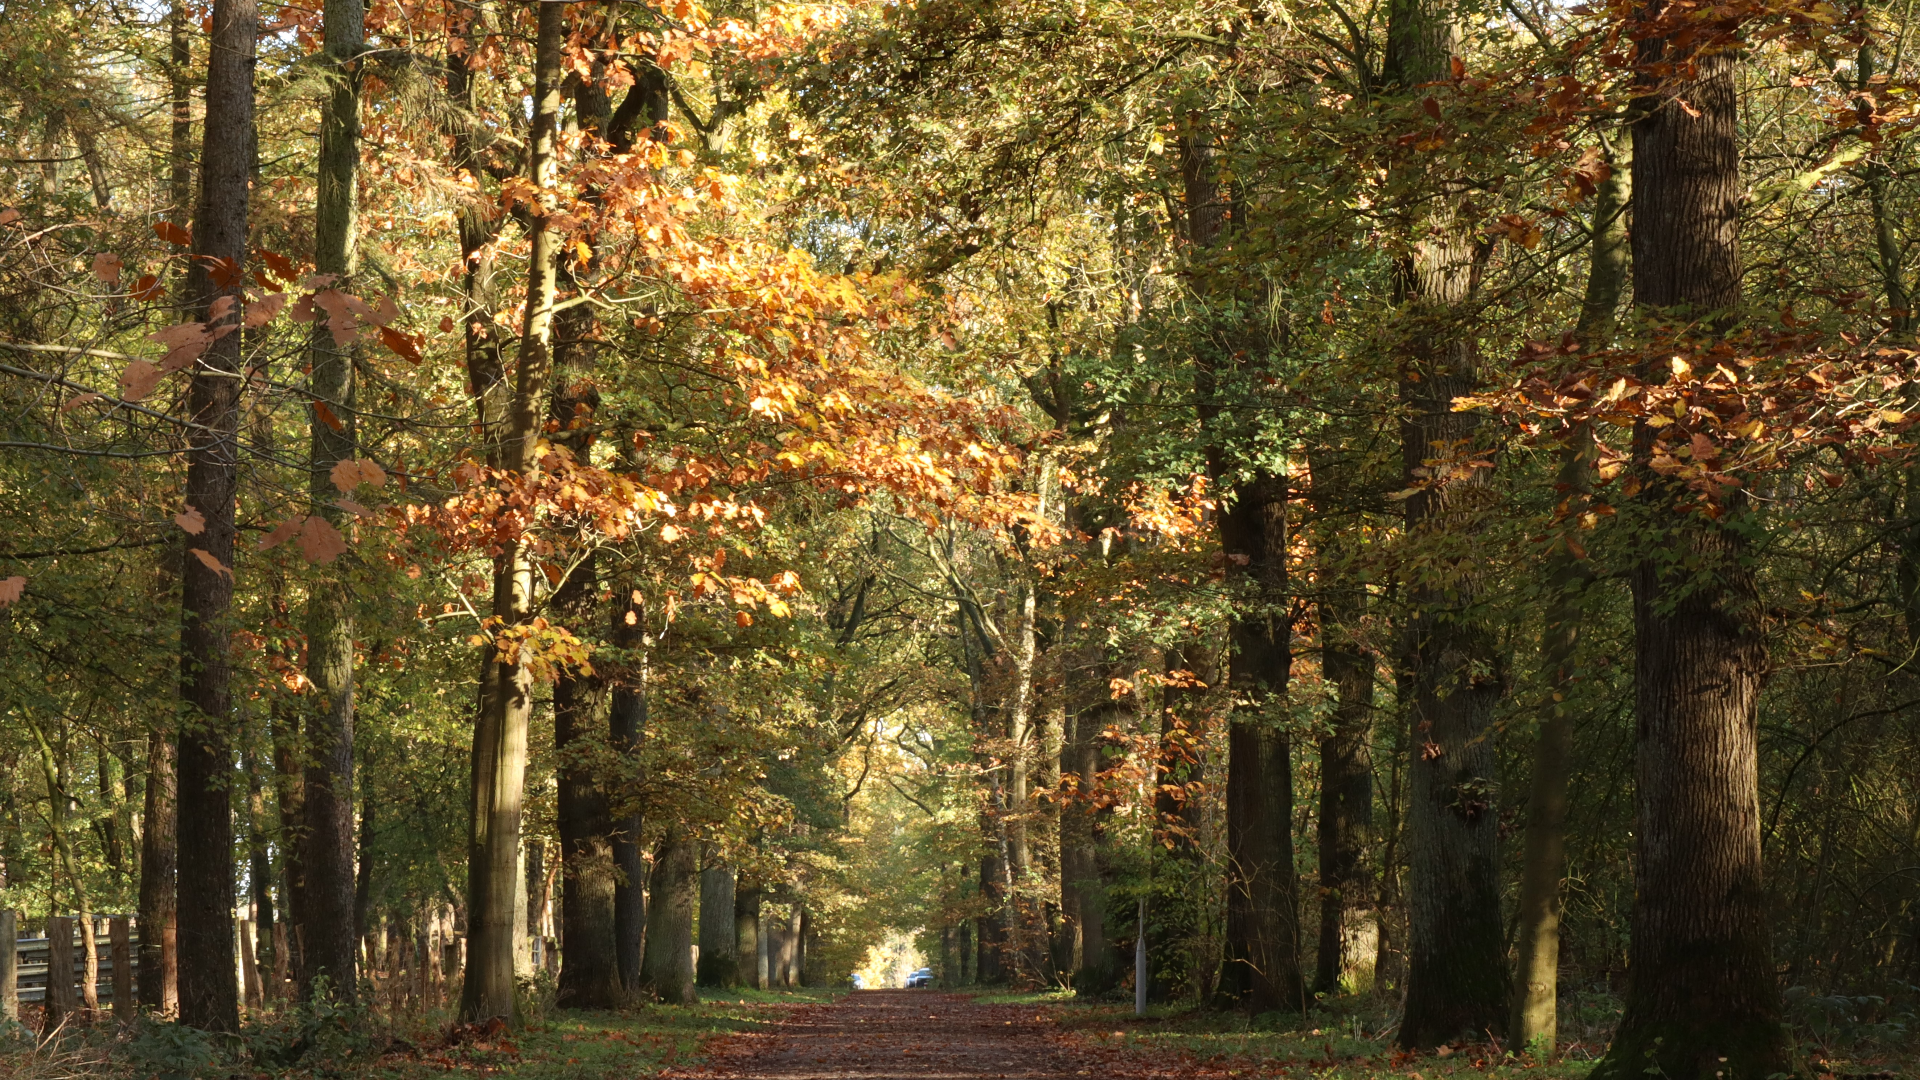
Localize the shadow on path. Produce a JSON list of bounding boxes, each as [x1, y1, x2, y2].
[[690, 990, 1077, 1080]]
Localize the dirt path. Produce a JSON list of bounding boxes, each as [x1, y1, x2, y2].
[[694, 991, 1081, 1080]]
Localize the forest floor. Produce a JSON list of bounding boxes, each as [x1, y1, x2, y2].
[[688, 990, 1598, 1080]]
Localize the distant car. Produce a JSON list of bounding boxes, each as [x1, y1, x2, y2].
[[905, 967, 933, 988], [851, 973, 866, 989]]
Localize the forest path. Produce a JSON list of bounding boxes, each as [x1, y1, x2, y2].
[[696, 990, 1079, 1080]]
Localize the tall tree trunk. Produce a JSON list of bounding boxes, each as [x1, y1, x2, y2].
[[1385, 0, 1506, 1046], [698, 862, 739, 987], [460, 0, 565, 1024], [1069, 657, 1128, 994], [175, 0, 256, 1031], [1179, 128, 1304, 1015], [554, 557, 624, 1007], [138, 726, 178, 1012], [297, 0, 364, 1008], [640, 829, 697, 1004], [1312, 480, 1375, 997], [1148, 643, 1208, 1003], [1511, 137, 1629, 1056], [1589, 38, 1788, 1080], [1217, 475, 1305, 1013], [734, 883, 762, 989], [245, 752, 277, 998], [610, 587, 648, 990], [272, 707, 308, 989]]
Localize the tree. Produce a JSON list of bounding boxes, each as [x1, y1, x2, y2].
[[1588, 25, 1789, 1080], [173, 0, 256, 1032], [299, 0, 365, 1005]]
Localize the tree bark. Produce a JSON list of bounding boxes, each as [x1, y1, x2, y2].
[[1313, 526, 1374, 997], [1511, 136, 1628, 1056], [175, 0, 255, 1031], [640, 829, 698, 1004], [698, 862, 739, 987], [1384, 0, 1506, 1046], [555, 560, 624, 1008], [1217, 474, 1306, 1014], [460, 0, 565, 1024], [272, 708, 308, 990], [138, 726, 178, 1012], [610, 587, 648, 990], [1589, 40, 1788, 1080], [1148, 643, 1208, 1003], [298, 0, 364, 1009], [734, 883, 762, 989]]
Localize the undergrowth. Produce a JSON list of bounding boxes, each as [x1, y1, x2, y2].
[[0, 987, 834, 1080]]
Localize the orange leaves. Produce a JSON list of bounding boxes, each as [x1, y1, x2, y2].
[[298, 516, 350, 563], [379, 325, 423, 364], [188, 547, 232, 578], [175, 506, 207, 534], [154, 221, 191, 247], [258, 514, 350, 564], [331, 458, 388, 492]]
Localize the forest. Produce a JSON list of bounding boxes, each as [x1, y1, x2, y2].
[[0, 0, 1916, 1072]]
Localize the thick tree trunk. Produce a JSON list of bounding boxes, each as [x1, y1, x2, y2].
[[734, 884, 762, 989], [609, 588, 647, 990], [1069, 662, 1127, 994], [1511, 138, 1628, 1056], [1148, 644, 1208, 1003], [554, 596, 624, 1007], [174, 0, 256, 1031], [138, 726, 178, 1012], [1589, 42, 1788, 1080], [297, 0, 364, 1008], [1217, 475, 1306, 1014], [1385, 0, 1506, 1046], [1313, 561, 1374, 997], [460, 0, 564, 1024], [698, 863, 739, 987], [640, 830, 697, 1003]]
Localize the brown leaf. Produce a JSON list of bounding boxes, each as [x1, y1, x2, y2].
[[246, 292, 288, 328], [188, 547, 232, 578], [298, 515, 349, 564], [0, 575, 24, 607], [154, 221, 191, 246], [59, 392, 102, 413], [92, 252, 123, 284], [258, 518, 302, 551], [314, 401, 346, 432], [335, 498, 373, 518], [331, 458, 364, 492], [119, 360, 163, 401], [174, 506, 207, 535]]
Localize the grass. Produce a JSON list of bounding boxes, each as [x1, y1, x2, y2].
[[0, 987, 839, 1080]]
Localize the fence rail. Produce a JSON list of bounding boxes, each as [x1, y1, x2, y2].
[[5, 916, 137, 1011]]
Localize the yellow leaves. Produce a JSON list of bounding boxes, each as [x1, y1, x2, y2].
[[1670, 356, 1693, 379]]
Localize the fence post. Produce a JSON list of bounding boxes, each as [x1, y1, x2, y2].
[[0, 910, 16, 1024], [110, 917, 132, 1022], [45, 915, 75, 1036]]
